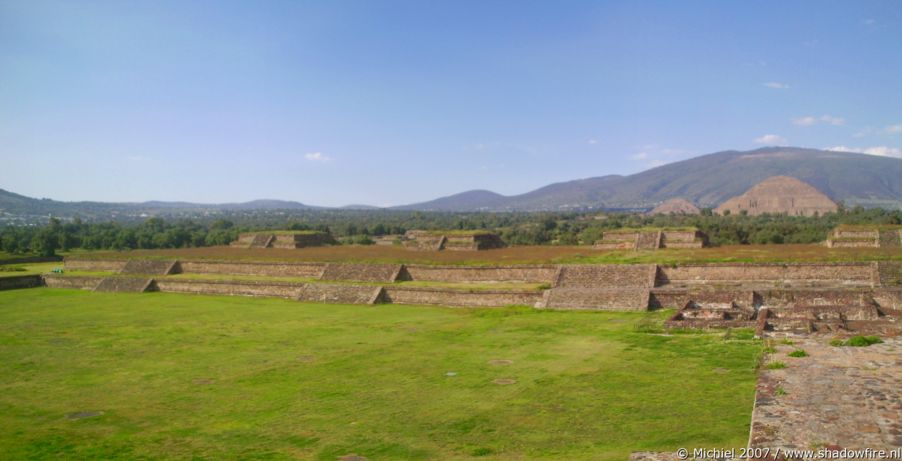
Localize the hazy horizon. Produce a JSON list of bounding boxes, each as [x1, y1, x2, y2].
[[2, 1, 901, 206]]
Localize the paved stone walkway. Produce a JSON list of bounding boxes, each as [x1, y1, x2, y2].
[[751, 337, 902, 451]]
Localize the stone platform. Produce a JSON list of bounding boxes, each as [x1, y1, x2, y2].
[[752, 337, 902, 451]]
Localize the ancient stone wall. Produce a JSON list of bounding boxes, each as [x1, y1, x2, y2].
[[154, 279, 303, 298], [602, 232, 640, 243], [320, 263, 403, 282], [872, 288, 902, 311], [648, 289, 691, 309], [94, 277, 156, 293], [835, 230, 878, 239], [878, 230, 902, 247], [827, 240, 877, 248], [179, 261, 326, 278], [877, 262, 902, 286], [440, 236, 477, 251], [756, 288, 874, 308], [541, 288, 650, 311], [297, 284, 384, 304], [120, 259, 180, 275], [383, 287, 542, 307], [661, 231, 697, 242], [593, 241, 635, 250], [555, 264, 657, 288], [43, 275, 102, 290], [0, 275, 43, 291], [656, 263, 876, 286], [403, 265, 558, 283], [64, 259, 127, 272]]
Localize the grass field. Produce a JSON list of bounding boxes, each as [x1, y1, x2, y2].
[[0, 262, 63, 278], [68, 243, 902, 266], [0, 289, 762, 460]]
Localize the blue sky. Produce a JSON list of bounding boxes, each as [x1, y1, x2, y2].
[[1, 1, 900, 206]]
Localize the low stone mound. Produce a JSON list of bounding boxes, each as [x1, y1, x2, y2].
[[297, 284, 384, 305], [403, 235, 446, 251], [402, 230, 504, 251], [554, 264, 657, 288], [541, 288, 650, 311], [94, 277, 156, 293], [648, 198, 701, 215], [120, 259, 180, 275], [229, 231, 332, 249], [825, 226, 902, 248], [320, 263, 405, 282], [594, 229, 706, 250], [43, 275, 102, 290]]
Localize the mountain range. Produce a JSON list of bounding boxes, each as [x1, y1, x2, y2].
[[3, 147, 902, 221], [396, 147, 902, 211]]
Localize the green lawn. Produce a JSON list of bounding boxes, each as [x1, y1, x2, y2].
[[0, 289, 762, 460], [0, 262, 63, 278]]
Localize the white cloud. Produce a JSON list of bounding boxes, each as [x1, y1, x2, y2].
[[587, 138, 599, 145], [649, 159, 667, 167], [827, 145, 902, 158], [304, 152, 331, 162], [792, 114, 845, 126], [863, 18, 877, 26], [763, 82, 790, 89], [820, 115, 845, 126], [793, 116, 818, 126], [754, 134, 787, 144], [886, 124, 902, 134], [631, 152, 648, 160]]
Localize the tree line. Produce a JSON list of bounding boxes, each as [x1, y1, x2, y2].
[[2, 206, 901, 257]]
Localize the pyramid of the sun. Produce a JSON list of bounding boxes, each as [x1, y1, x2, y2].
[[715, 176, 838, 216]]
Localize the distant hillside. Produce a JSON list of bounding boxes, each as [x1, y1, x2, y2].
[[4, 147, 902, 222], [0, 189, 315, 222], [396, 147, 902, 211]]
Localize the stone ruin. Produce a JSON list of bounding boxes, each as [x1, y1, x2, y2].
[[647, 198, 701, 215], [825, 225, 902, 248], [715, 176, 839, 217], [229, 231, 332, 249], [593, 229, 707, 250], [402, 230, 505, 251], [37, 256, 902, 337]]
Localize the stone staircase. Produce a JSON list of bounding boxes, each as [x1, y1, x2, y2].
[[635, 231, 662, 250], [248, 234, 274, 248], [543, 264, 655, 310]]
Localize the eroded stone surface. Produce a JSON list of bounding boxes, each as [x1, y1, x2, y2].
[[751, 337, 902, 450]]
